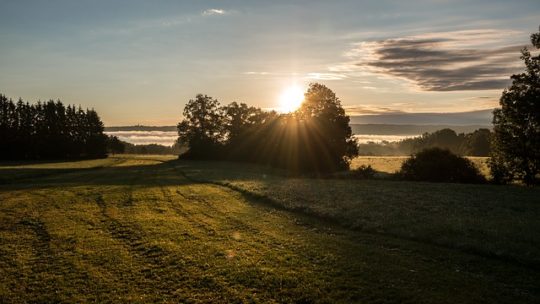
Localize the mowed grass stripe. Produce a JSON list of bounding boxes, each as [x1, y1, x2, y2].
[[0, 156, 539, 303]]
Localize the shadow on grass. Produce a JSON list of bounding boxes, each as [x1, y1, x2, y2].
[[0, 159, 185, 188], [2, 158, 540, 273]]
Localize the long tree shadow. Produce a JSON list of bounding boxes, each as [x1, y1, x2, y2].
[[0, 159, 192, 189]]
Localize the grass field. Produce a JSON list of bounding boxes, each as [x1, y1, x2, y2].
[[351, 156, 491, 177], [1, 155, 539, 303]]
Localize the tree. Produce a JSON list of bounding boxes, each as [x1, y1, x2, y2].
[[490, 28, 540, 185], [106, 135, 125, 154], [296, 83, 358, 172], [175, 84, 357, 173], [0, 94, 107, 160], [84, 109, 108, 158], [177, 94, 225, 159], [222, 101, 277, 160], [461, 128, 491, 156]]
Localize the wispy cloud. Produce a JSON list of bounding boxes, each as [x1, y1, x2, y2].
[[202, 9, 228, 16], [306, 73, 347, 80], [344, 105, 405, 115], [347, 29, 527, 91], [243, 71, 270, 75]]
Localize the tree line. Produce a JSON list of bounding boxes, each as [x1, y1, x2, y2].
[[0, 94, 107, 159], [358, 128, 491, 156], [177, 83, 358, 173]]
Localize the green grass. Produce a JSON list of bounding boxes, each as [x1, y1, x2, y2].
[[0, 155, 539, 303], [180, 160, 540, 267]]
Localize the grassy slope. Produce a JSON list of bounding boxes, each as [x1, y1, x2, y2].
[[179, 161, 540, 269], [0, 156, 538, 303]]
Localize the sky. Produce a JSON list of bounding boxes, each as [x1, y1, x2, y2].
[[0, 0, 539, 125]]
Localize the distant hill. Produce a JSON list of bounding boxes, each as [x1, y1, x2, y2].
[[351, 124, 490, 135], [106, 124, 491, 136], [107, 109, 493, 136], [349, 109, 493, 125]]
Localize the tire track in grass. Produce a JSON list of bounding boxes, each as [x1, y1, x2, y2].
[[3, 197, 104, 302], [91, 166, 170, 267], [156, 167, 351, 297], [150, 166, 321, 300], [87, 165, 238, 301]]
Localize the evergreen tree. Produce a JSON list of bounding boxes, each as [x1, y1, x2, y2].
[[0, 94, 108, 160]]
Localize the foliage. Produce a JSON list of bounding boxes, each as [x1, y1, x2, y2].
[[221, 101, 278, 161], [350, 164, 376, 179], [0, 94, 107, 159], [398, 148, 485, 183], [177, 83, 358, 173], [295, 83, 358, 171], [461, 128, 492, 156], [490, 28, 540, 185], [358, 128, 492, 156], [106, 135, 125, 154], [177, 94, 225, 159]]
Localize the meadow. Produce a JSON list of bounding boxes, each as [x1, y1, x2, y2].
[[0, 155, 539, 303], [351, 156, 491, 177]]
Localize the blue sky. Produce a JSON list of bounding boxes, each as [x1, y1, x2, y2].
[[1, 0, 539, 125]]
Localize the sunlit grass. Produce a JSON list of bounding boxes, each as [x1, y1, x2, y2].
[[179, 160, 540, 267], [351, 156, 491, 177], [0, 155, 538, 303]]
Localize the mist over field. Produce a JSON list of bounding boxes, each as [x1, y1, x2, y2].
[[104, 130, 178, 146]]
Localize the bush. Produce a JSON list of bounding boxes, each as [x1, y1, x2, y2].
[[351, 165, 376, 179], [399, 148, 485, 184]]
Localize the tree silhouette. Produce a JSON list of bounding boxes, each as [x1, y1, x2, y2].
[[177, 84, 358, 173], [490, 28, 540, 185], [0, 94, 107, 160], [177, 94, 225, 159], [461, 128, 491, 156], [222, 102, 277, 161], [296, 83, 358, 171]]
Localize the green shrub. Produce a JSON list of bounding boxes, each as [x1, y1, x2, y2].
[[399, 148, 485, 184]]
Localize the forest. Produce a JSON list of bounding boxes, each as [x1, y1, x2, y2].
[[0, 94, 107, 159]]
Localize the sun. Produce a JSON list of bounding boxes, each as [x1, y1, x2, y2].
[[279, 85, 304, 113]]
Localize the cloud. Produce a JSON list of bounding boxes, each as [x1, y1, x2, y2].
[[343, 105, 405, 116], [202, 9, 228, 16], [306, 73, 347, 80], [244, 71, 270, 75], [349, 29, 528, 91]]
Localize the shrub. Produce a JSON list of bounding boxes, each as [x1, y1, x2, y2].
[[399, 148, 485, 184], [351, 165, 376, 179]]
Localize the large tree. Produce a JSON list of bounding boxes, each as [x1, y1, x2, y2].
[[490, 28, 540, 185], [177, 94, 225, 159], [296, 83, 358, 171]]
